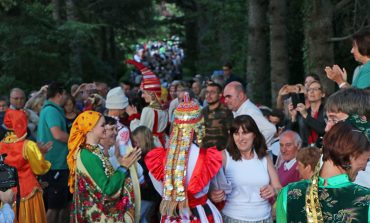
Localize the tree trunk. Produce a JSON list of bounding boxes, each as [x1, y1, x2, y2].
[[51, 0, 62, 22], [218, 2, 232, 65], [66, 0, 83, 79], [196, 2, 211, 70], [247, 0, 270, 105], [269, 0, 288, 106], [303, 0, 335, 94]]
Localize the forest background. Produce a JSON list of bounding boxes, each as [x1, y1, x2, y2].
[[0, 0, 369, 106]]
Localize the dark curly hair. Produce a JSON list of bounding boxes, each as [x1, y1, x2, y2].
[[227, 115, 267, 161]]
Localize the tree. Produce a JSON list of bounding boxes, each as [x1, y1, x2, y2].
[[269, 0, 288, 105], [247, 0, 270, 105], [303, 0, 335, 94]]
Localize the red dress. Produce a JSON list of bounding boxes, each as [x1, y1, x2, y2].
[[145, 145, 223, 223]]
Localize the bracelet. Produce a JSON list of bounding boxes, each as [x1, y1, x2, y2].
[[338, 82, 346, 88], [274, 188, 281, 196]]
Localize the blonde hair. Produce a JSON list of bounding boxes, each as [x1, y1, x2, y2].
[[132, 126, 155, 154]]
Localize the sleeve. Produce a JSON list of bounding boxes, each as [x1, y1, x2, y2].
[[23, 141, 51, 175], [117, 126, 132, 147], [285, 117, 300, 133], [276, 186, 288, 223], [144, 147, 166, 181], [44, 107, 63, 129], [80, 149, 127, 196], [187, 147, 222, 196], [0, 204, 15, 223], [302, 109, 325, 135], [130, 107, 154, 132], [251, 113, 276, 146]]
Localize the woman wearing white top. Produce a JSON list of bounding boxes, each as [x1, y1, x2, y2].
[[210, 115, 281, 223]]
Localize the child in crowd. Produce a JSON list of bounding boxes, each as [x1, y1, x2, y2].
[[296, 146, 322, 180], [132, 126, 161, 223]]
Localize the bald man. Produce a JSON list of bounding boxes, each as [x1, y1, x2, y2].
[[223, 81, 276, 145]]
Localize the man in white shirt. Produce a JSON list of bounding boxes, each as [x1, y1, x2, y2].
[[223, 81, 276, 145]]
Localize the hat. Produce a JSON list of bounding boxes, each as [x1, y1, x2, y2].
[[105, 87, 129, 109], [126, 59, 161, 97], [160, 92, 204, 216], [173, 93, 203, 126], [3, 109, 28, 139]]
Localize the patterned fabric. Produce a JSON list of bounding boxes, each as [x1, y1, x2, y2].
[[126, 59, 161, 97], [70, 150, 135, 223], [161, 93, 204, 216], [202, 103, 233, 151], [346, 114, 370, 141], [277, 174, 370, 223], [67, 110, 101, 193]]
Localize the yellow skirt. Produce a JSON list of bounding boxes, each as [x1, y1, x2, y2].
[[13, 190, 47, 223]]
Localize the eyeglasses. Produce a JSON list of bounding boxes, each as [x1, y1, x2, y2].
[[324, 118, 344, 124], [307, 87, 321, 92], [11, 97, 25, 101]]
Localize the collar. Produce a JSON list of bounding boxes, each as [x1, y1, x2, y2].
[[283, 158, 297, 171], [44, 100, 63, 112], [233, 99, 250, 117], [318, 174, 351, 187]]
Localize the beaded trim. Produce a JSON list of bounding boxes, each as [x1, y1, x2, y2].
[[85, 144, 115, 176]]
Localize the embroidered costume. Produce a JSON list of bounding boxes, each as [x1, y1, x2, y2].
[[67, 111, 138, 223], [126, 59, 169, 147], [276, 174, 370, 223], [0, 109, 51, 223], [145, 93, 223, 223]]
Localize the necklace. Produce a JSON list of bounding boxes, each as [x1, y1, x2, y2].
[[85, 144, 115, 176]]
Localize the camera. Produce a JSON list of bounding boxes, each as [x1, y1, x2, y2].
[[0, 154, 18, 192], [291, 93, 305, 108]]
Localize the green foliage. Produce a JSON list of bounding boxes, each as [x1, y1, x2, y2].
[[0, 0, 157, 95], [0, 0, 17, 11]]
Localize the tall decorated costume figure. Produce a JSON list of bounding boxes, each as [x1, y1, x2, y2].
[[0, 109, 51, 223], [126, 59, 169, 148], [145, 93, 223, 222]]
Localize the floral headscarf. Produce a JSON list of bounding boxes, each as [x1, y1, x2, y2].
[[67, 110, 101, 193]]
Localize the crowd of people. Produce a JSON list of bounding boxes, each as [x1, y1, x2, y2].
[[0, 29, 369, 223]]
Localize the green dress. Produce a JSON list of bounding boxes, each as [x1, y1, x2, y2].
[[70, 148, 136, 223], [276, 174, 370, 223]]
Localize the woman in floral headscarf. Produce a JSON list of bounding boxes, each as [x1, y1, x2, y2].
[[0, 109, 51, 223], [276, 116, 370, 223], [67, 110, 141, 222]]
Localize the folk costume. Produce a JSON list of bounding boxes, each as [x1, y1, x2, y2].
[[126, 59, 169, 147], [145, 93, 223, 223], [0, 109, 51, 223], [276, 114, 370, 223], [67, 111, 139, 223]]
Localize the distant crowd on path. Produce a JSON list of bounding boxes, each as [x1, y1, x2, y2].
[[0, 28, 369, 223]]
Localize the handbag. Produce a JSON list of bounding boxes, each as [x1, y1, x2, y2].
[[0, 153, 20, 221]]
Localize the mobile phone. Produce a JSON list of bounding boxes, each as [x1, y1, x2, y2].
[[291, 93, 305, 108]]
